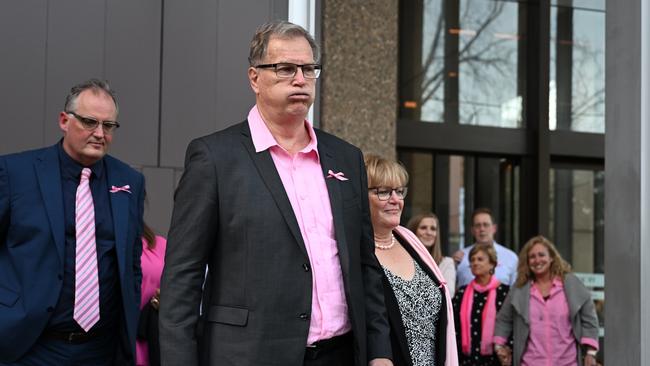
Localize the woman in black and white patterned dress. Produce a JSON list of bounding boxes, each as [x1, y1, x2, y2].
[[364, 155, 458, 366]]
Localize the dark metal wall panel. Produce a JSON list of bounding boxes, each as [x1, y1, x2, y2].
[[159, 1, 219, 168], [0, 1, 48, 154], [105, 1, 162, 166], [43, 0, 106, 144], [160, 0, 286, 168], [214, 0, 272, 131]]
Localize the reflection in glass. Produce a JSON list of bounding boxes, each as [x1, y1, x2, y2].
[[550, 3, 605, 133], [400, 0, 524, 128], [399, 150, 520, 256]]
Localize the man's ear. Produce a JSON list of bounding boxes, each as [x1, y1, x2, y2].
[[59, 111, 70, 133], [248, 67, 260, 94]]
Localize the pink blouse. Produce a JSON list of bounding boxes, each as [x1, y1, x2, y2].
[[521, 279, 577, 366], [136, 235, 167, 366]]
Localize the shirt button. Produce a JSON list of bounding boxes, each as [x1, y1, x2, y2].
[[299, 313, 309, 321], [302, 263, 310, 272]]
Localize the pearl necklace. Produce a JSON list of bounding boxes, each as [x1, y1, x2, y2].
[[374, 234, 396, 250]]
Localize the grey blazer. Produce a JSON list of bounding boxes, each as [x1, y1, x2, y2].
[[494, 273, 599, 366], [159, 121, 391, 366]]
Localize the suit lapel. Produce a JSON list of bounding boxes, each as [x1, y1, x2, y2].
[[317, 138, 350, 276], [239, 123, 308, 257], [35, 146, 66, 265], [105, 158, 128, 279]]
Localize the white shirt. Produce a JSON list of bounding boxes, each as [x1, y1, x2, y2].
[[438, 256, 457, 298], [456, 242, 518, 287]]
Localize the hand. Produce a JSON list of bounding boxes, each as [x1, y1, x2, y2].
[[495, 345, 512, 366], [150, 288, 161, 310], [452, 250, 465, 264], [584, 353, 597, 366], [369, 358, 393, 366]]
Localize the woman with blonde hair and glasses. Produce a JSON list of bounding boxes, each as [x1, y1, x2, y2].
[[365, 154, 458, 366], [493, 236, 599, 366], [407, 213, 456, 297]]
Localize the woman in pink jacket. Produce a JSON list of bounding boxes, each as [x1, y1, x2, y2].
[[365, 154, 458, 366]]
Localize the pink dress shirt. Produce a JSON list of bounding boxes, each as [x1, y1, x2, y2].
[[248, 106, 350, 345], [521, 279, 578, 366], [136, 235, 167, 366]]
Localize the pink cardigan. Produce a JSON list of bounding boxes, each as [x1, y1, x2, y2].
[[393, 225, 459, 366]]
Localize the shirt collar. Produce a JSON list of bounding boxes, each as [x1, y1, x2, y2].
[[247, 105, 319, 156], [57, 140, 104, 181]]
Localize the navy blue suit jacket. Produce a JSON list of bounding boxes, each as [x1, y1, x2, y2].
[[0, 144, 145, 363]]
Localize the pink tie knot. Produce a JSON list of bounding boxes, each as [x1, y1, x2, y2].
[[81, 167, 92, 180]]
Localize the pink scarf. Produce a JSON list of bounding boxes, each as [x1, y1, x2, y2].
[[393, 226, 459, 366], [460, 275, 500, 356]]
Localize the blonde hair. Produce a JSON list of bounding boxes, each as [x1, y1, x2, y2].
[[364, 154, 409, 189], [407, 212, 442, 264], [515, 235, 571, 288]]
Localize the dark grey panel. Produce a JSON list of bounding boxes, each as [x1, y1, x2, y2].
[[143, 167, 175, 236], [0, 1, 48, 154], [161, 0, 287, 168], [214, 0, 272, 131], [159, 1, 219, 167], [105, 1, 162, 166], [604, 0, 644, 364], [44, 0, 107, 145]]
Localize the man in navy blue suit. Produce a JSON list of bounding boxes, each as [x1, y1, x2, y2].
[[0, 79, 145, 365]]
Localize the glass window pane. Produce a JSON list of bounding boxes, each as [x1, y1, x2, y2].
[[550, 3, 605, 133], [549, 167, 605, 359], [399, 150, 520, 256], [399, 0, 525, 128]]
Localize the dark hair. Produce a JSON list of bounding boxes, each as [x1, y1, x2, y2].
[[471, 207, 495, 225], [142, 222, 156, 250], [248, 20, 320, 66], [64, 78, 118, 116], [469, 243, 498, 274]]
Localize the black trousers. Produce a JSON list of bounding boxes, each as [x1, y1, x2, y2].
[[303, 333, 354, 366]]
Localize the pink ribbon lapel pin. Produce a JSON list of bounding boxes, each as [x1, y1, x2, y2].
[[110, 185, 132, 194], [326, 170, 349, 181]]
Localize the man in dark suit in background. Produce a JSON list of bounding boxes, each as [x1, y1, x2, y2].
[[159, 21, 393, 366], [0, 79, 145, 365]]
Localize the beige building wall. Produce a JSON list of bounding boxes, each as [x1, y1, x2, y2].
[[320, 0, 399, 159]]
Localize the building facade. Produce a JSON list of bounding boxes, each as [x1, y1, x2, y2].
[[0, 0, 647, 364]]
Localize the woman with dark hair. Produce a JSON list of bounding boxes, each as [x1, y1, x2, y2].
[[453, 244, 509, 366], [407, 213, 456, 297], [365, 154, 458, 366], [493, 236, 598, 366], [136, 223, 166, 366]]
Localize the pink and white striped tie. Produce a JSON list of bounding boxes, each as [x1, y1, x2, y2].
[[73, 167, 100, 332]]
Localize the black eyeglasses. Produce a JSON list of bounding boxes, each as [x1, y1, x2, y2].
[[255, 63, 322, 79], [66, 111, 120, 134], [369, 187, 408, 201]]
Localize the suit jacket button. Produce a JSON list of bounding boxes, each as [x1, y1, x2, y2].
[[47, 306, 54, 312], [299, 313, 309, 321], [302, 263, 310, 272]]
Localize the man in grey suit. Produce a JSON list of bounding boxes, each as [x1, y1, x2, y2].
[[159, 21, 393, 366]]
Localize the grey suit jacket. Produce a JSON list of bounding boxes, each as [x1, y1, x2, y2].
[[159, 121, 392, 366], [494, 272, 600, 366]]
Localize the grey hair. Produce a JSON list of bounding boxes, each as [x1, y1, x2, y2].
[[248, 20, 320, 66], [64, 78, 119, 116]]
